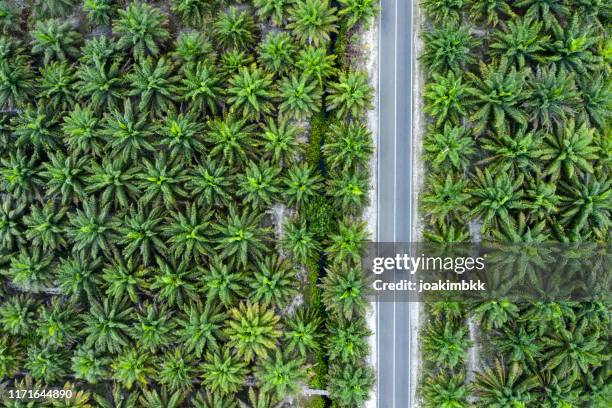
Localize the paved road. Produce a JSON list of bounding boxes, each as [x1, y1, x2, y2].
[[376, 0, 414, 407]]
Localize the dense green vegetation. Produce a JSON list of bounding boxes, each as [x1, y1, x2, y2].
[[0, 0, 378, 406], [419, 1, 610, 407]]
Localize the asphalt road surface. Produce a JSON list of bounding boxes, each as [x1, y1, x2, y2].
[[376, 0, 414, 406]]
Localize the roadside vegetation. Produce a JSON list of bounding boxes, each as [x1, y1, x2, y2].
[[419, 1, 610, 407], [0, 1, 378, 407]]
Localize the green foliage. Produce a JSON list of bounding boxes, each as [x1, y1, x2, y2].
[[113, 1, 170, 60], [288, 0, 338, 47], [30, 19, 81, 64]]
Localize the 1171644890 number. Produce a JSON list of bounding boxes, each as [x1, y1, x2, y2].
[[5, 388, 74, 401]]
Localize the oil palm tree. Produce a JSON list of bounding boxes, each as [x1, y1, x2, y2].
[[524, 177, 560, 220], [220, 49, 255, 77], [472, 360, 535, 407], [186, 160, 235, 208], [192, 392, 240, 408], [260, 118, 304, 166], [163, 203, 212, 262], [139, 388, 186, 408], [490, 17, 549, 68], [424, 70, 472, 126], [129, 303, 175, 352], [181, 61, 223, 115], [549, 15, 600, 76], [38, 151, 88, 205], [559, 174, 610, 239], [0, 149, 40, 201], [278, 73, 322, 121], [14, 105, 60, 150], [253, 0, 295, 26], [224, 302, 282, 362], [103, 100, 156, 160], [170, 0, 211, 27], [158, 111, 206, 160], [56, 254, 102, 301], [493, 324, 543, 367], [421, 22, 479, 74], [515, 0, 568, 30], [423, 320, 472, 369], [338, 0, 380, 29], [226, 65, 275, 121], [472, 299, 520, 331], [323, 121, 373, 172], [23, 200, 68, 251], [101, 256, 149, 304], [71, 347, 109, 384], [207, 116, 257, 166], [0, 197, 25, 251], [540, 119, 599, 180], [424, 123, 475, 171], [201, 347, 248, 395], [128, 57, 180, 118], [114, 1, 170, 60], [83, 0, 115, 26], [214, 6, 256, 50], [421, 0, 466, 23], [283, 163, 323, 208], [468, 0, 514, 27], [85, 158, 141, 209], [248, 256, 298, 308], [284, 308, 322, 357], [288, 0, 337, 46], [36, 299, 79, 346], [62, 106, 105, 157], [327, 70, 373, 119], [173, 31, 214, 67], [7, 248, 54, 292], [422, 372, 468, 408], [321, 263, 368, 320], [236, 160, 281, 209], [328, 169, 370, 214], [327, 316, 371, 364], [0, 295, 37, 335], [66, 196, 117, 258], [33, 0, 77, 18], [111, 348, 153, 390], [94, 385, 138, 408], [0, 57, 35, 109], [30, 19, 81, 64], [326, 219, 368, 264], [525, 64, 580, 131], [115, 203, 166, 265], [479, 126, 543, 173], [421, 173, 470, 225], [577, 74, 612, 132], [79, 35, 117, 66], [280, 218, 320, 264], [175, 303, 225, 358], [25, 346, 67, 383], [150, 257, 199, 307], [201, 258, 247, 308], [255, 350, 306, 400], [296, 46, 336, 84], [467, 60, 528, 135], [36, 61, 76, 111], [77, 61, 126, 111], [81, 296, 132, 353], [214, 206, 271, 267], [137, 155, 189, 208], [258, 32, 296, 75], [469, 168, 527, 232], [327, 363, 374, 408]]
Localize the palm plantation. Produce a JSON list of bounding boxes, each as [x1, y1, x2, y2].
[[419, 1, 611, 407], [0, 1, 378, 407]]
